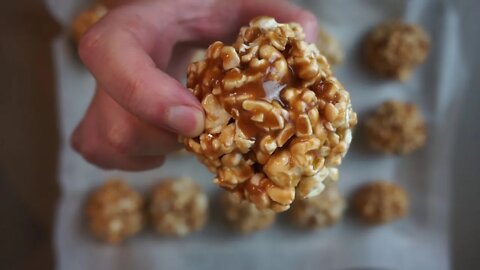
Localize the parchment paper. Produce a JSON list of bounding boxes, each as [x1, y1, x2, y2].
[[47, 0, 467, 269]]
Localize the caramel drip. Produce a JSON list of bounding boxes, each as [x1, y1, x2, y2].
[[237, 117, 260, 138], [233, 177, 275, 197], [314, 79, 339, 103], [202, 134, 216, 156], [245, 178, 274, 196]]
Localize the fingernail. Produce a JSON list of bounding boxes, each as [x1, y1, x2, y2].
[[166, 105, 204, 137]]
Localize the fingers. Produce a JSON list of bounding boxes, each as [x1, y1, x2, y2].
[[73, 122, 166, 171], [78, 5, 204, 137], [78, 0, 316, 140], [74, 0, 319, 172], [72, 88, 180, 171], [176, 0, 318, 43]]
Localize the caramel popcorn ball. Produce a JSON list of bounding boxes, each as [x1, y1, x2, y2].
[[221, 191, 276, 234], [149, 178, 208, 237], [316, 27, 344, 66], [365, 100, 426, 155], [85, 180, 144, 244], [183, 17, 357, 212], [289, 183, 345, 229], [352, 181, 409, 225], [71, 4, 107, 44], [363, 21, 430, 81]]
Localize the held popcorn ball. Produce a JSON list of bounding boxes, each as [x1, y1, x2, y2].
[[183, 17, 357, 212]]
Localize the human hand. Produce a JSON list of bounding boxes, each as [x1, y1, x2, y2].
[[72, 0, 318, 171]]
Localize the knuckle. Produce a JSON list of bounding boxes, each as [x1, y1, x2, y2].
[[80, 140, 103, 166], [120, 155, 166, 172], [120, 73, 145, 110], [106, 123, 137, 155], [298, 9, 318, 25], [143, 156, 166, 169], [94, 162, 114, 171], [293, 10, 318, 38], [75, 133, 114, 169], [117, 11, 145, 39], [78, 27, 102, 65], [81, 141, 116, 170]]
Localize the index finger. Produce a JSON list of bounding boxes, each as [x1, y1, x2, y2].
[[79, 4, 204, 137], [174, 0, 319, 44]]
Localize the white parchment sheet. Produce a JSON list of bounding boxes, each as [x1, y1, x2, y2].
[[47, 0, 467, 269]]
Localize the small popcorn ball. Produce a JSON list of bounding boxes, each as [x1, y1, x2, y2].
[[221, 191, 276, 234], [352, 181, 409, 225], [363, 21, 430, 81], [316, 27, 344, 66], [289, 183, 345, 229], [183, 17, 357, 212], [71, 4, 107, 45], [149, 177, 208, 237], [85, 180, 144, 244], [365, 100, 426, 155]]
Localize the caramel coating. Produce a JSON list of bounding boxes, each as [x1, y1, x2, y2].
[[183, 17, 357, 212], [363, 21, 430, 81], [85, 180, 144, 244], [149, 178, 208, 237], [352, 181, 409, 225], [71, 4, 107, 45], [365, 100, 426, 155], [316, 27, 344, 66], [289, 183, 345, 229], [221, 191, 276, 234]]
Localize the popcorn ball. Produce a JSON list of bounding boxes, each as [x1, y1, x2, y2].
[[365, 100, 426, 155], [71, 4, 107, 44], [149, 177, 208, 237], [289, 183, 345, 229], [316, 27, 344, 66], [183, 17, 357, 212], [352, 181, 409, 225], [363, 21, 430, 81], [221, 191, 276, 234], [85, 180, 144, 244]]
